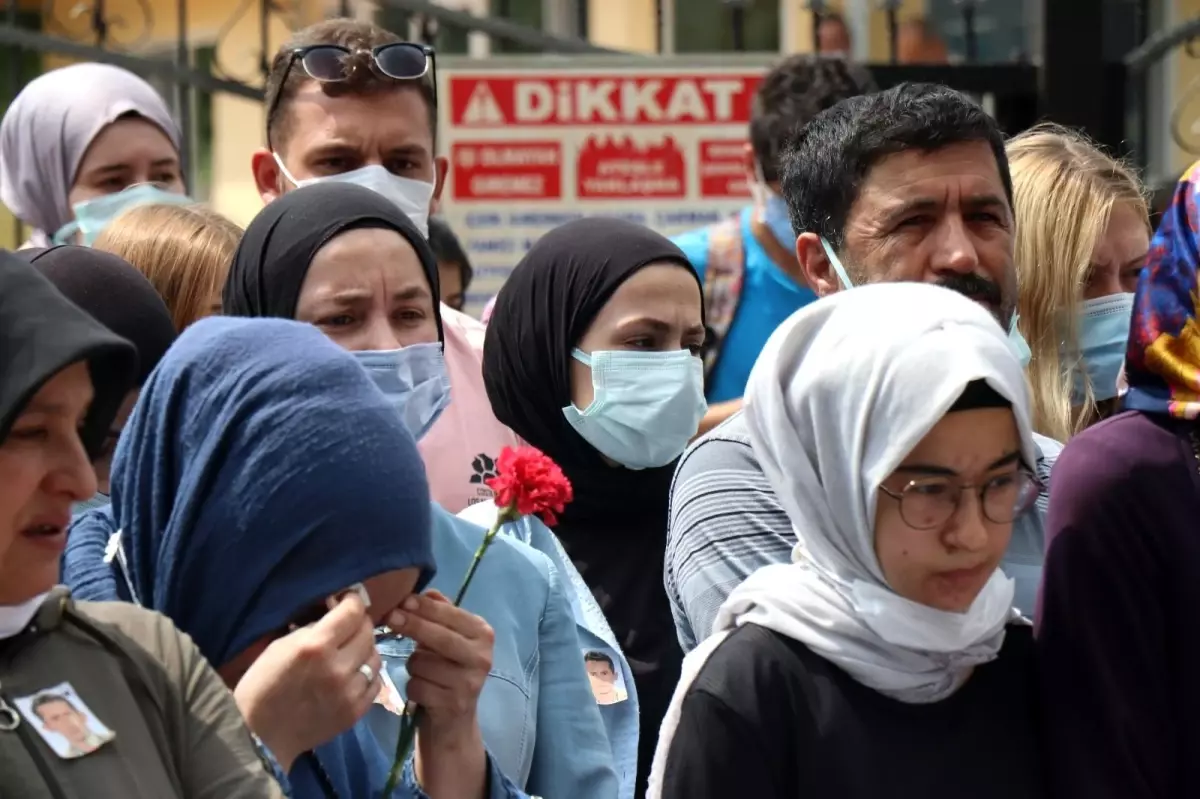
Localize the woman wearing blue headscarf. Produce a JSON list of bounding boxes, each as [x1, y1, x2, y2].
[[219, 182, 617, 799], [65, 316, 521, 798]]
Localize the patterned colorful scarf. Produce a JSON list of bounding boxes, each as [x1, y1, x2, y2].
[[1123, 160, 1200, 419]]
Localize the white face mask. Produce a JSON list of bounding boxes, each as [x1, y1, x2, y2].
[[273, 154, 435, 237]]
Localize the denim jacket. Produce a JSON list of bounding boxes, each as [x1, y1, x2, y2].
[[368, 504, 618, 799], [459, 502, 640, 799], [260, 722, 531, 798]]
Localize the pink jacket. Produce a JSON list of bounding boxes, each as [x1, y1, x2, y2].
[[419, 304, 522, 512]]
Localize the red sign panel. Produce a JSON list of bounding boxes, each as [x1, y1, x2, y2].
[[451, 141, 563, 201], [698, 139, 751, 199], [576, 136, 686, 199], [451, 74, 761, 128]]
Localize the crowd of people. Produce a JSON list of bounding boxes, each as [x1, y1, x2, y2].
[[0, 14, 1193, 799]]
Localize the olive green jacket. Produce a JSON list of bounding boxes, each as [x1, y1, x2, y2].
[[0, 588, 283, 798]]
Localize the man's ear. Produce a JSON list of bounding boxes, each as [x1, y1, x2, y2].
[[251, 148, 283, 205], [430, 155, 449, 216], [796, 232, 841, 297]]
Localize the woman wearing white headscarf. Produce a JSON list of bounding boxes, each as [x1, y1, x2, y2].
[[648, 283, 1046, 798], [0, 63, 191, 248]]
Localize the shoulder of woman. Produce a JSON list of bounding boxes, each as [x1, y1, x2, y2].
[[1052, 411, 1194, 509], [69, 600, 195, 669]]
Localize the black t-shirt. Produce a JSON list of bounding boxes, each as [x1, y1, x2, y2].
[[662, 622, 1045, 799]]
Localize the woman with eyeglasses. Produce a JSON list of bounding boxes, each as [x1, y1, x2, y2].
[[648, 283, 1046, 799], [0, 63, 194, 248]]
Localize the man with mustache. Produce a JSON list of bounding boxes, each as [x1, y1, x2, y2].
[[666, 82, 1060, 651]]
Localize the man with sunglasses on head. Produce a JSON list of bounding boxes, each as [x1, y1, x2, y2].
[[252, 19, 443, 229]]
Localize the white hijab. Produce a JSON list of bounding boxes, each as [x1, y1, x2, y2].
[[648, 283, 1035, 797]]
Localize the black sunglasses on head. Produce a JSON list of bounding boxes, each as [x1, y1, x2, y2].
[[267, 42, 438, 148]]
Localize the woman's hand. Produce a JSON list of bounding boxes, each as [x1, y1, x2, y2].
[[235, 593, 381, 771], [386, 590, 493, 798]]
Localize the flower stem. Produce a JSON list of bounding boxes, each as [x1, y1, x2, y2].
[[381, 507, 516, 797]]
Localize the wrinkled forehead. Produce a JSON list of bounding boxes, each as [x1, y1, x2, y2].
[[850, 141, 1011, 224], [283, 81, 435, 157]]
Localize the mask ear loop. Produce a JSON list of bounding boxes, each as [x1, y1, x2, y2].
[[103, 530, 142, 606], [819, 237, 856, 290]]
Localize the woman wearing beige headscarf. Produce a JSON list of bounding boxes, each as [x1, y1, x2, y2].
[[0, 63, 191, 248]]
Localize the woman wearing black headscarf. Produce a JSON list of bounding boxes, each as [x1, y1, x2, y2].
[[481, 218, 709, 796], [222, 182, 617, 798], [0, 250, 282, 797], [17, 245, 176, 514]]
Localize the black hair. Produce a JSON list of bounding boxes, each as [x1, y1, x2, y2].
[[265, 18, 437, 151], [30, 693, 77, 719], [427, 217, 473, 296], [781, 82, 1013, 251], [750, 55, 877, 183], [584, 651, 615, 670]]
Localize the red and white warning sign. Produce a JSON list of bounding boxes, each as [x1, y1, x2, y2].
[[451, 141, 562, 201], [439, 64, 768, 314]]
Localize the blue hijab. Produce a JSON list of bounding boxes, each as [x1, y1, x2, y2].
[[67, 315, 436, 650], [65, 316, 437, 797]]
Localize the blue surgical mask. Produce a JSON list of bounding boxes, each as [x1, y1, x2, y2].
[[275, 154, 435, 237], [353, 342, 451, 443], [1070, 293, 1134, 404], [71, 491, 110, 518], [563, 348, 707, 470], [1009, 316, 1032, 369], [754, 163, 797, 251], [53, 183, 193, 246], [821, 236, 1031, 367]]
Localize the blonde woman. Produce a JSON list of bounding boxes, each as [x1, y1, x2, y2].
[[94, 204, 242, 331], [1009, 125, 1151, 441]]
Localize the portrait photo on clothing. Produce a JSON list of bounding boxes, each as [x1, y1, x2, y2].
[[583, 648, 628, 705], [15, 681, 115, 759]]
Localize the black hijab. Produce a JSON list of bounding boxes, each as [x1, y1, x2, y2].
[[482, 217, 702, 789], [223, 182, 444, 342], [483, 218, 703, 526], [18, 246, 176, 385], [0, 249, 137, 457]]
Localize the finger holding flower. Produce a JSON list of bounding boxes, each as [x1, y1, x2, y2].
[[387, 590, 495, 796], [382, 446, 572, 797]]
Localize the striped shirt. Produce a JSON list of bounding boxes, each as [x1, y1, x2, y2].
[[665, 411, 1061, 652]]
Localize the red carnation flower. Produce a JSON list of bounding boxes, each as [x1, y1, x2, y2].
[[486, 446, 574, 527]]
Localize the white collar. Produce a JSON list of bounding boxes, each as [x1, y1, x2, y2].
[[0, 591, 49, 639]]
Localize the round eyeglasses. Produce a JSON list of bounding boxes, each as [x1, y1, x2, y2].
[[877, 469, 1043, 530]]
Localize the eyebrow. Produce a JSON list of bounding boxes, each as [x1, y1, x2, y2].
[[18, 399, 90, 422], [881, 194, 1009, 225], [89, 157, 178, 175], [893, 450, 1021, 477], [1123, 252, 1149, 270], [616, 317, 707, 336], [323, 284, 432, 304]]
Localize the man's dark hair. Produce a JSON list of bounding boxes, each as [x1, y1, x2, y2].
[[264, 18, 437, 151], [584, 651, 615, 671], [750, 55, 877, 183], [31, 693, 76, 720], [781, 82, 1013, 250], [428, 217, 472, 292]]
